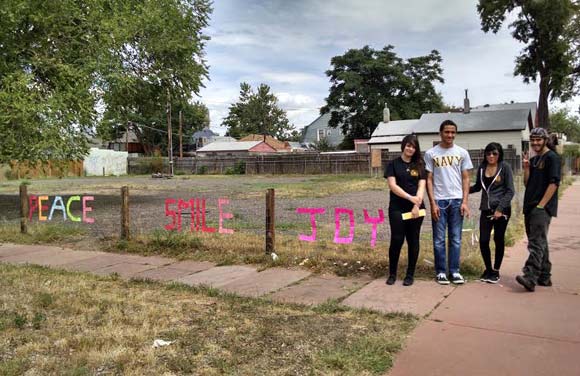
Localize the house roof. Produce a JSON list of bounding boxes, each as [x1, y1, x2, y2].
[[301, 111, 344, 146], [367, 135, 406, 145], [412, 108, 531, 134], [371, 119, 419, 137], [196, 141, 262, 152], [240, 134, 289, 150], [112, 129, 140, 143]]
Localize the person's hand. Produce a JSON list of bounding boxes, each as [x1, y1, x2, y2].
[[460, 202, 470, 218], [522, 151, 529, 169], [411, 205, 420, 219], [431, 205, 440, 222], [410, 195, 422, 206], [493, 210, 503, 220]]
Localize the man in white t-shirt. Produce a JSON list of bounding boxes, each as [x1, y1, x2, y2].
[[425, 120, 473, 285]]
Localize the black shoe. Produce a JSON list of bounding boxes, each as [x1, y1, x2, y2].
[[436, 273, 450, 285], [480, 270, 491, 282], [538, 279, 552, 287], [450, 273, 465, 284], [386, 275, 396, 285], [516, 275, 535, 292], [403, 276, 414, 286], [486, 270, 500, 284]]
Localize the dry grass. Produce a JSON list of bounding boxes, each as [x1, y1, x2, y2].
[[0, 263, 417, 375]]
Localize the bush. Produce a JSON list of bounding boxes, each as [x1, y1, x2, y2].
[[150, 157, 164, 173]]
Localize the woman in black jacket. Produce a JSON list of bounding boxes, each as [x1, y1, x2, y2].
[[470, 143, 515, 283]]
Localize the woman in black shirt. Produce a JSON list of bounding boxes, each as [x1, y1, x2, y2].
[[384, 134, 426, 286]]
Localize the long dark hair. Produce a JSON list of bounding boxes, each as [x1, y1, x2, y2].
[[400, 134, 424, 170], [483, 142, 504, 166]]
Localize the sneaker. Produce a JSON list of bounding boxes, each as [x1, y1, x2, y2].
[[486, 270, 500, 284], [480, 270, 491, 282], [538, 279, 552, 287], [516, 275, 535, 292], [403, 276, 414, 286], [386, 275, 396, 285], [450, 273, 465, 284], [436, 273, 450, 285]]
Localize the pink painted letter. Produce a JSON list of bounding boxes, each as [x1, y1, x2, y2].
[[218, 198, 234, 234], [363, 209, 385, 248], [296, 207, 325, 242], [164, 198, 177, 230], [82, 196, 95, 224], [334, 208, 355, 244]]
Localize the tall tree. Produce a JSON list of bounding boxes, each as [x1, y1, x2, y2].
[[322, 46, 444, 148], [477, 0, 580, 129], [0, 0, 212, 162], [550, 107, 580, 142], [223, 82, 293, 139]]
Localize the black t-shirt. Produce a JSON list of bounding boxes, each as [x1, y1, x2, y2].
[[384, 157, 427, 212], [523, 150, 561, 217]]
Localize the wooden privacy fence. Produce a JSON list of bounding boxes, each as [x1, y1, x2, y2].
[[8, 160, 83, 179]]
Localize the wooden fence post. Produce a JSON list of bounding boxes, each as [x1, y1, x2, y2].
[[265, 188, 275, 254], [121, 186, 130, 240], [19, 183, 28, 234]]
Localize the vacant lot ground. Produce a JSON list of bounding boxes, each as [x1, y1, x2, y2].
[[0, 263, 417, 375]]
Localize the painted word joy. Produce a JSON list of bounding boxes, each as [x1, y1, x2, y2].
[[296, 207, 385, 247]]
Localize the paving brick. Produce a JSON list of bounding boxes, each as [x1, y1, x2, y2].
[[221, 268, 311, 297], [389, 320, 580, 376], [342, 279, 454, 316], [270, 274, 371, 305], [177, 265, 258, 288], [60, 254, 130, 272], [133, 266, 201, 282], [91, 263, 157, 279], [167, 260, 216, 272]]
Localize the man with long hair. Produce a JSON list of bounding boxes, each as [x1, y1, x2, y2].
[[516, 128, 561, 292]]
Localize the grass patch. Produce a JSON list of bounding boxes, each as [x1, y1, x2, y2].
[[0, 263, 418, 375], [0, 223, 86, 244]]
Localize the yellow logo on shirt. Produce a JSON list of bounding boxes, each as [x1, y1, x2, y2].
[[410, 169, 418, 177]]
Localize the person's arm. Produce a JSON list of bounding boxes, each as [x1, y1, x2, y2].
[[469, 167, 482, 193], [416, 179, 426, 202], [538, 184, 558, 208], [496, 164, 515, 213], [460, 169, 470, 217], [523, 151, 530, 186], [426, 171, 439, 221], [537, 153, 561, 209], [387, 176, 415, 202]]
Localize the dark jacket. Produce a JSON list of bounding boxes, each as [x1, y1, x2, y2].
[[469, 161, 515, 213]]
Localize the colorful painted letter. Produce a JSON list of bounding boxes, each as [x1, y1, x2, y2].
[[296, 207, 325, 242]]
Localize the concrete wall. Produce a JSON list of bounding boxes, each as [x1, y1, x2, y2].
[[84, 148, 128, 176]]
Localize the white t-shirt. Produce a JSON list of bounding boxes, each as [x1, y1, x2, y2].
[[424, 144, 473, 200]]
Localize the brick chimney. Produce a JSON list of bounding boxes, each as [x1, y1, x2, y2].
[[383, 105, 390, 123], [463, 89, 470, 114]]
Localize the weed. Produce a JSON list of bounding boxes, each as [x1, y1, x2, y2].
[[33, 292, 54, 308], [13, 313, 27, 329], [32, 312, 46, 329]]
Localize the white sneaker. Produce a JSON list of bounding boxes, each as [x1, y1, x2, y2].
[[436, 273, 450, 285], [451, 273, 465, 284]]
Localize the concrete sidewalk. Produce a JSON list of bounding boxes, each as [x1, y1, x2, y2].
[[2, 182, 579, 375], [388, 181, 580, 376]]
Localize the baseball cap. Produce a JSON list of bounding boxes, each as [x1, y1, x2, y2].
[[530, 127, 548, 139]]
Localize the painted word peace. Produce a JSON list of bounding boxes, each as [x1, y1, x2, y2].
[[28, 195, 95, 223], [296, 207, 385, 247]]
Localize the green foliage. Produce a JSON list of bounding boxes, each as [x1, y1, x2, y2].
[[478, 0, 580, 127], [223, 82, 293, 139], [311, 137, 336, 152], [322, 45, 444, 140], [550, 107, 580, 142], [149, 157, 164, 173], [225, 161, 246, 175], [0, 0, 212, 162]]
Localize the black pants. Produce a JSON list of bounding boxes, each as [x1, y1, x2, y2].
[[479, 208, 510, 271], [523, 208, 552, 284], [388, 209, 424, 277]]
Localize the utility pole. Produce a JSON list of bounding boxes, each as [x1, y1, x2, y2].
[[125, 121, 130, 153], [167, 89, 173, 176], [179, 110, 183, 158]]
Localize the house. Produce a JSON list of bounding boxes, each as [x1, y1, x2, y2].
[[107, 129, 144, 154], [301, 112, 345, 148], [239, 134, 291, 152], [368, 98, 535, 158], [191, 128, 236, 150], [195, 141, 277, 157]]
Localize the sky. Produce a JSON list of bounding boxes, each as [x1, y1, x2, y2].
[[197, 0, 579, 135]]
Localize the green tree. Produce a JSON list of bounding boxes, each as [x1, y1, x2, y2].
[[550, 107, 580, 142], [223, 82, 293, 139], [477, 0, 580, 129], [0, 0, 212, 162], [321, 45, 444, 144]]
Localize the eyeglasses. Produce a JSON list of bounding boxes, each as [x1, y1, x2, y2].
[[486, 151, 499, 156]]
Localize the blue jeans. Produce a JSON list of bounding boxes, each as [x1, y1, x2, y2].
[[433, 199, 464, 275]]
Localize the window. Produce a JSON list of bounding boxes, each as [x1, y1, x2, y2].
[[317, 129, 325, 141], [326, 129, 332, 136]]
